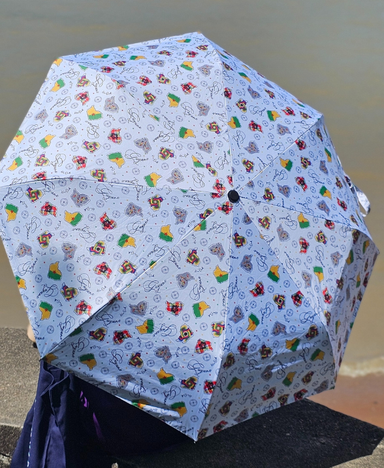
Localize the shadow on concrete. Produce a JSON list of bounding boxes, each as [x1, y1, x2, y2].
[[0, 425, 20, 467], [119, 400, 384, 468]]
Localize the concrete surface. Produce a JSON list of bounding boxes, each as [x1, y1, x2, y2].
[[0, 328, 40, 427], [1, 328, 383, 468]]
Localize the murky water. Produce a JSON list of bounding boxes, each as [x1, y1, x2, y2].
[[1, 0, 383, 372]]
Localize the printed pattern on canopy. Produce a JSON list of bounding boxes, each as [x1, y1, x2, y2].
[[0, 32, 378, 441]]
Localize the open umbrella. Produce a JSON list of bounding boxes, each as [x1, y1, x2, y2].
[[0, 32, 378, 441]]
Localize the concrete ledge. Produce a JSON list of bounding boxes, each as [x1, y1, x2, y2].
[[1, 327, 383, 468], [0, 327, 39, 466]]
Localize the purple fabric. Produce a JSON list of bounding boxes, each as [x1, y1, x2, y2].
[[11, 361, 188, 467]]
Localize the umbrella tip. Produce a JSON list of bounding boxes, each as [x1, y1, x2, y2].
[[228, 190, 240, 203]]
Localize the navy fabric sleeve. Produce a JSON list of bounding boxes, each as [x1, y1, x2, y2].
[[11, 361, 188, 467]]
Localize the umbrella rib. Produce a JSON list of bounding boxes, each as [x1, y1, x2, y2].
[[0, 176, 221, 199], [47, 206, 220, 343], [204, 35, 235, 192], [239, 199, 326, 322]]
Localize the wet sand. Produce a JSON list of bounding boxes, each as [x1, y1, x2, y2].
[[310, 374, 384, 429]]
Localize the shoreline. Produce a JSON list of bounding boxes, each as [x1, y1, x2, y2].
[[309, 373, 384, 429]]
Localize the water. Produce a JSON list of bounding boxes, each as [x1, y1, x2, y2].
[[1, 0, 383, 374]]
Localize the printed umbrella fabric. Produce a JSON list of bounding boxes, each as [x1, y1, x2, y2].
[[0, 32, 378, 441]]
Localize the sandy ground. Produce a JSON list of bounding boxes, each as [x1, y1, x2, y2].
[[310, 374, 384, 429]]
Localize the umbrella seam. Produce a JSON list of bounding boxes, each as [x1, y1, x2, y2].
[[239, 115, 323, 190], [204, 35, 236, 196]]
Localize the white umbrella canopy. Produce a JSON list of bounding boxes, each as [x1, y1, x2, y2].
[[0, 32, 378, 440]]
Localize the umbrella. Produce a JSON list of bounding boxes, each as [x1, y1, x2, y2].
[[0, 32, 378, 441]]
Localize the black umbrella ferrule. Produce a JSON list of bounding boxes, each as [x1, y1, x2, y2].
[[228, 190, 240, 203]]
